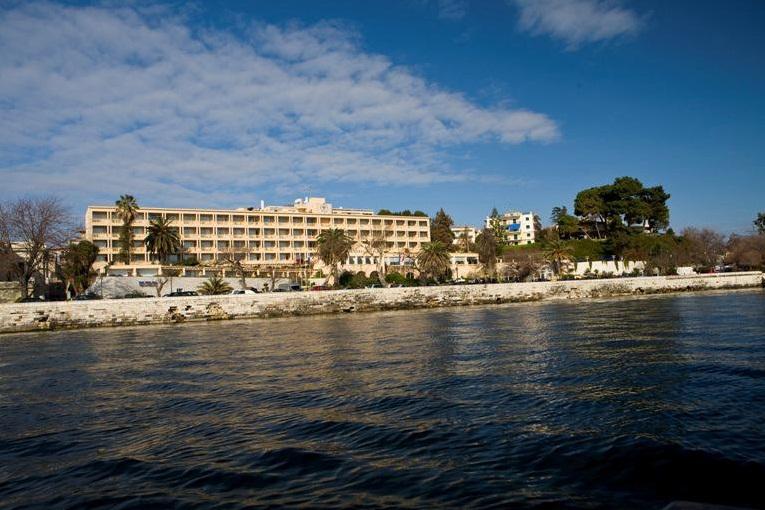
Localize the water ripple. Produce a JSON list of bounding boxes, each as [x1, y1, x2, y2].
[[1, 290, 764, 509]]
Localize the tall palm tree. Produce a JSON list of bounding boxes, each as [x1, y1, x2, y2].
[[115, 195, 139, 264], [316, 228, 354, 287], [144, 217, 181, 264], [544, 240, 574, 277], [416, 241, 451, 282], [197, 274, 232, 295]]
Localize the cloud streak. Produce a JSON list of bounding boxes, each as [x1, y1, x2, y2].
[[0, 2, 558, 208], [510, 0, 644, 49]]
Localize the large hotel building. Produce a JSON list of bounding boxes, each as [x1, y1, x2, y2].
[[85, 197, 430, 277]]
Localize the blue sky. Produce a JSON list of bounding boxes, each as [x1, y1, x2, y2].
[[0, 0, 763, 233]]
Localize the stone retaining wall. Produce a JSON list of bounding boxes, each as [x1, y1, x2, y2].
[[0, 282, 21, 304], [1, 272, 762, 335]]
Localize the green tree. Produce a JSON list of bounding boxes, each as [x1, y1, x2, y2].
[[416, 241, 451, 282], [551, 206, 568, 224], [144, 217, 181, 264], [755, 212, 765, 234], [197, 274, 233, 295], [57, 240, 99, 297], [115, 195, 140, 264], [574, 177, 670, 238], [475, 228, 498, 277], [316, 228, 354, 287], [430, 209, 455, 246], [543, 239, 574, 277], [574, 187, 607, 238]]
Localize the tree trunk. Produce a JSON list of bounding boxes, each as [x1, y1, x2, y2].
[[18, 275, 30, 299]]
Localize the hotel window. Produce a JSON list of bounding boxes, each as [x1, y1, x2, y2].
[[306, 217, 316, 224], [293, 217, 304, 224], [263, 216, 274, 224], [359, 219, 369, 225], [292, 229, 304, 236], [166, 213, 179, 221], [307, 229, 317, 237], [279, 241, 290, 248], [201, 241, 213, 249], [183, 241, 196, 249], [217, 228, 230, 236], [232, 215, 245, 224], [182, 214, 197, 222], [233, 228, 245, 236], [248, 228, 260, 237], [183, 227, 196, 236], [148, 213, 162, 221], [218, 241, 230, 249], [279, 253, 290, 261], [200, 228, 213, 237], [216, 215, 229, 223], [265, 253, 275, 261], [278, 228, 290, 236], [200, 214, 213, 223], [247, 215, 260, 223]]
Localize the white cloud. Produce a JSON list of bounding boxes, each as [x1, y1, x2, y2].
[[510, 0, 644, 49], [0, 2, 558, 209], [437, 0, 468, 20]]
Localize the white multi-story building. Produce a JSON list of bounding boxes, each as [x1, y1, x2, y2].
[[484, 211, 536, 245], [85, 197, 430, 277], [450, 226, 479, 246]]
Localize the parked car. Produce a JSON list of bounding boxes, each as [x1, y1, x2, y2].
[[365, 284, 384, 289], [229, 289, 258, 295], [310, 285, 331, 291], [164, 290, 199, 297], [74, 292, 102, 301], [274, 282, 302, 292]]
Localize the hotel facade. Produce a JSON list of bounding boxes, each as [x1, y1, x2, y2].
[[484, 211, 537, 245], [85, 197, 430, 278]]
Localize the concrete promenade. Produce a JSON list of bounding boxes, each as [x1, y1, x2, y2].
[[1, 272, 762, 335]]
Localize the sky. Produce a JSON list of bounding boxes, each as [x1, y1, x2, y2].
[[0, 0, 763, 233]]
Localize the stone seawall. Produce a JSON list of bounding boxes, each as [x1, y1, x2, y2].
[[1, 272, 762, 335]]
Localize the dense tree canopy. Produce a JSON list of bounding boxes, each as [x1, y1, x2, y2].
[[430, 209, 455, 246], [57, 240, 99, 297], [377, 209, 428, 217], [475, 228, 498, 276], [573, 177, 670, 238]]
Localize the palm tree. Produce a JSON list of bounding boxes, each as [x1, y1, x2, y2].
[[475, 228, 498, 278], [197, 274, 232, 295], [115, 195, 139, 264], [416, 241, 451, 282], [144, 217, 181, 264], [316, 228, 354, 287], [544, 239, 574, 277]]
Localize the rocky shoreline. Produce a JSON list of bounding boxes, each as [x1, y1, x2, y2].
[[0, 272, 762, 335]]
